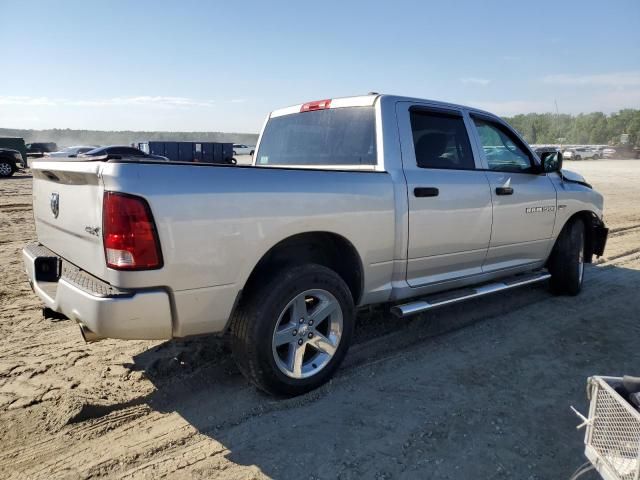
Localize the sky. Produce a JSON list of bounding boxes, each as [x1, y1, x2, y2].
[[1, 0, 639, 133]]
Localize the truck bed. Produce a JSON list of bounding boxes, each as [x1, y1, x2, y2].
[[30, 159, 397, 336]]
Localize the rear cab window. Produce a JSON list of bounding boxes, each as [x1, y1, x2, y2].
[[256, 106, 377, 168]]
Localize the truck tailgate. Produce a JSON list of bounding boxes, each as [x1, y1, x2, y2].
[[31, 160, 107, 279]]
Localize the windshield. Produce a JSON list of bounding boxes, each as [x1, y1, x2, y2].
[[256, 107, 377, 166]]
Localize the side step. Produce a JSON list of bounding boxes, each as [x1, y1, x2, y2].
[[390, 271, 551, 318]]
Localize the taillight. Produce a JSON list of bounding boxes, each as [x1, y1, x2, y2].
[[300, 99, 331, 112], [102, 192, 162, 270]]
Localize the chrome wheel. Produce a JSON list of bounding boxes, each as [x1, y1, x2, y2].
[[272, 289, 343, 379], [0, 162, 12, 177]]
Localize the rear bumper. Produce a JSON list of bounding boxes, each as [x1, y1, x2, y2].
[[23, 243, 173, 341]]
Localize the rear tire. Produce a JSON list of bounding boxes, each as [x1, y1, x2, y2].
[[548, 219, 585, 296], [575, 155, 581, 161], [229, 264, 355, 396], [0, 161, 14, 178]]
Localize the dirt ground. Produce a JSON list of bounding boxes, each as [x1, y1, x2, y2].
[[1, 159, 639, 480]]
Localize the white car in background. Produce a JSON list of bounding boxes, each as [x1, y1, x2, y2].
[[563, 147, 599, 161], [603, 148, 616, 158], [232, 144, 255, 156]]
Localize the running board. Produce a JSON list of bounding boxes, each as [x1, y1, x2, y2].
[[390, 271, 551, 318]]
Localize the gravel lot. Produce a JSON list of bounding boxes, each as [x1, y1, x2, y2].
[[1, 159, 639, 479]]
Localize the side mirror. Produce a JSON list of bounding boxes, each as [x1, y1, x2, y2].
[[541, 151, 563, 173]]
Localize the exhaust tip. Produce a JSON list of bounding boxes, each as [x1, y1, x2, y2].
[[78, 323, 103, 343]]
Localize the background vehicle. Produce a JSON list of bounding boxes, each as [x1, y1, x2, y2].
[[78, 145, 169, 161], [603, 148, 616, 158], [23, 94, 607, 396], [0, 148, 25, 177], [232, 144, 255, 156], [564, 147, 598, 160], [0, 137, 27, 167], [26, 142, 57, 158], [47, 146, 99, 158]]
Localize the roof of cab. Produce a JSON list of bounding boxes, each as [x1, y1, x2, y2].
[[269, 93, 500, 120]]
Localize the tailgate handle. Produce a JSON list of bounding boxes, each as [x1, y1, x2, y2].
[[496, 187, 514, 195], [414, 187, 439, 197]]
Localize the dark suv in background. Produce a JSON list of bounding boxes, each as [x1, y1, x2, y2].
[[0, 148, 26, 177], [0, 137, 27, 167], [26, 142, 58, 158]]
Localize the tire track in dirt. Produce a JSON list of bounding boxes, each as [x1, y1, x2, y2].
[[0, 203, 32, 210], [609, 223, 640, 236]]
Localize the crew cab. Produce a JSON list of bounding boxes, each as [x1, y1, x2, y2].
[[23, 94, 608, 396]]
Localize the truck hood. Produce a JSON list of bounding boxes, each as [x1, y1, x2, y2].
[[560, 168, 586, 184], [561, 168, 592, 188]]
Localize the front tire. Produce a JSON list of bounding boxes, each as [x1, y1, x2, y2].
[[548, 219, 585, 295], [0, 161, 14, 178], [229, 264, 355, 396]]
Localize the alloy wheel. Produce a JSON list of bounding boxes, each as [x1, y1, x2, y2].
[[0, 162, 12, 177], [271, 289, 343, 379]]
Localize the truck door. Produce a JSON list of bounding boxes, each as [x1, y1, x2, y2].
[[397, 103, 493, 287], [469, 115, 557, 272]]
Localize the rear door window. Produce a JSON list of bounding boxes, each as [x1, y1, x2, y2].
[[256, 107, 377, 166], [409, 109, 475, 169]]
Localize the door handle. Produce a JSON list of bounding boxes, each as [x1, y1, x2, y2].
[[495, 187, 514, 195], [414, 187, 439, 197]]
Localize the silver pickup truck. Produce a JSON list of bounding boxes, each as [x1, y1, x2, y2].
[[23, 94, 608, 396]]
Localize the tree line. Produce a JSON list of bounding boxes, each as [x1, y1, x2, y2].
[[504, 109, 640, 146]]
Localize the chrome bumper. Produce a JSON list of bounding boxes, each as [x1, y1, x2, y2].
[[22, 243, 173, 341]]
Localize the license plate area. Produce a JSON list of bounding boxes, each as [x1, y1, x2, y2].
[[34, 256, 61, 282]]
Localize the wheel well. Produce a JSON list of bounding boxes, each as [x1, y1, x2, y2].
[[558, 211, 601, 263], [241, 232, 364, 305]]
